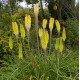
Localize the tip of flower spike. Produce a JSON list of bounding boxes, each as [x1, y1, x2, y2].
[[55, 38, 59, 50], [20, 24, 25, 39], [9, 36, 13, 49], [38, 28, 43, 39], [25, 15, 31, 31], [49, 17, 54, 31], [12, 22, 19, 38], [34, 4, 39, 15], [42, 19, 47, 29], [55, 20, 60, 33], [59, 37, 64, 52]]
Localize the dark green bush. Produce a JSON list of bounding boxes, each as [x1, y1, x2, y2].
[[65, 18, 79, 47]]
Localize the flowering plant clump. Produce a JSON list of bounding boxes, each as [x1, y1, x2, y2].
[[9, 4, 66, 59], [4, 2, 70, 80], [0, 0, 78, 79]]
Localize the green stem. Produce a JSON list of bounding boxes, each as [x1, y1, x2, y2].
[[37, 31, 40, 53], [27, 31, 30, 53], [35, 14, 40, 53], [49, 31, 52, 54], [58, 32, 60, 37], [44, 49, 46, 54], [23, 38, 26, 55], [16, 36, 18, 45], [44, 49, 47, 66], [57, 52, 60, 80], [40, 39, 42, 54], [55, 51, 58, 69]]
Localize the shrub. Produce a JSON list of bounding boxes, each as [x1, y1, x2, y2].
[[65, 18, 79, 48]]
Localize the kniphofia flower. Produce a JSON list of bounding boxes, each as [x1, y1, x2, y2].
[[49, 18, 54, 32], [55, 38, 59, 50], [59, 37, 63, 52], [62, 27, 66, 41], [42, 19, 47, 29], [55, 20, 60, 33], [18, 43, 23, 59], [20, 24, 25, 39], [12, 22, 19, 38], [9, 36, 13, 49], [25, 15, 31, 32], [38, 28, 43, 39], [41, 30, 49, 50], [34, 4, 39, 15]]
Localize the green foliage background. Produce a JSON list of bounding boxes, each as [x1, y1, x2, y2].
[[0, 0, 79, 80]]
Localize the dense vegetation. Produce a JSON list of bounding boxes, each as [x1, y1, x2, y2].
[[0, 0, 79, 80]]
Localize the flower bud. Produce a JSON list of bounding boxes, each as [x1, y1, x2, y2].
[[34, 4, 39, 15], [20, 24, 25, 39], [12, 22, 19, 38], [42, 19, 47, 29], [9, 36, 13, 49], [55, 20, 60, 33], [49, 18, 54, 32], [25, 15, 31, 32]]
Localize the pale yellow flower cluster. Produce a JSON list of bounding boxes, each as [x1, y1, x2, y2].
[[39, 28, 49, 50], [55, 27, 66, 52], [9, 3, 67, 59], [55, 37, 63, 52]]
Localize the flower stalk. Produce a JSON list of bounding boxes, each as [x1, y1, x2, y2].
[[25, 15, 31, 53], [49, 18, 54, 54], [18, 43, 23, 59], [34, 4, 39, 53]]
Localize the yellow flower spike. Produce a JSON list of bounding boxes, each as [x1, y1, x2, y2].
[[45, 30, 49, 43], [59, 37, 63, 52], [34, 4, 39, 15], [55, 38, 59, 50], [49, 18, 54, 32], [42, 19, 47, 29], [62, 27, 66, 41], [9, 36, 13, 49], [12, 22, 19, 38], [55, 20, 60, 33], [41, 30, 49, 50], [25, 15, 31, 32], [20, 24, 25, 39], [18, 43, 23, 60], [38, 28, 43, 39]]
